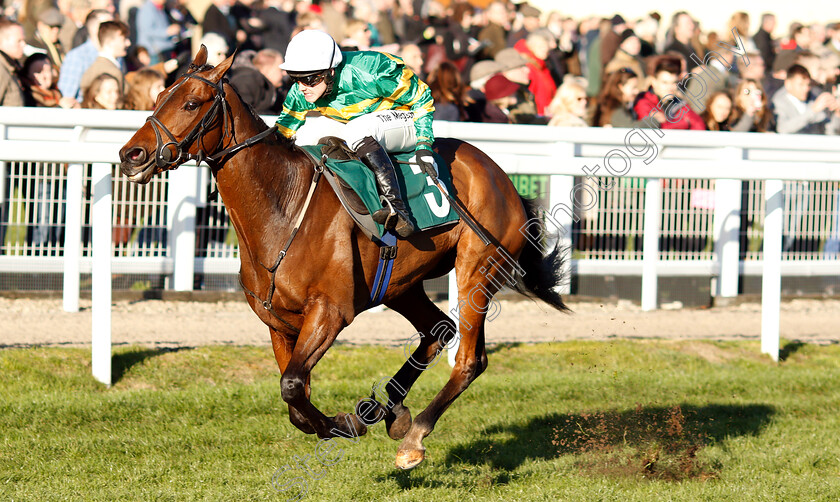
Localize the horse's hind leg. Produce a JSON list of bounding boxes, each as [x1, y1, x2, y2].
[[394, 259, 502, 470], [380, 284, 457, 440]]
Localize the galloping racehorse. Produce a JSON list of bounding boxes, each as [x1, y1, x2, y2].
[[119, 47, 566, 470]]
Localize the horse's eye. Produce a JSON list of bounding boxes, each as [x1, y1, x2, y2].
[[184, 101, 200, 111]]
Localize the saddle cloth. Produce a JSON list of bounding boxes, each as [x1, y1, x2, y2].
[[298, 144, 459, 238]]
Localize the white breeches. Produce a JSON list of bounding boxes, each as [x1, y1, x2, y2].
[[293, 110, 418, 152]]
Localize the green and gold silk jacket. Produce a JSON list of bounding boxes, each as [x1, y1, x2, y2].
[[275, 51, 435, 148]]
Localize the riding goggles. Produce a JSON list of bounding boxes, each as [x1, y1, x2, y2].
[[289, 70, 329, 87]]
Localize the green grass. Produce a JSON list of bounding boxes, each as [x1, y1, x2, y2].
[[2, 340, 840, 501]]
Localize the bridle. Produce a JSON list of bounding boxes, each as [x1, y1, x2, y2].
[[146, 63, 277, 171]]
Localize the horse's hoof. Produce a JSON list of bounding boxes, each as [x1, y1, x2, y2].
[[386, 407, 412, 440], [395, 448, 425, 470], [331, 412, 368, 438]]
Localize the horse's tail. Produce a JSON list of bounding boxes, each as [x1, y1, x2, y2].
[[511, 196, 569, 312]]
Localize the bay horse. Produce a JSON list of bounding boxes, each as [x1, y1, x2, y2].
[[119, 47, 566, 470]]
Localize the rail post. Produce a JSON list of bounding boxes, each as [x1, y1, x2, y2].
[[91, 162, 112, 385], [641, 177, 662, 311], [761, 179, 784, 361], [168, 166, 199, 291], [713, 148, 743, 301], [549, 141, 576, 296], [447, 270, 458, 367]]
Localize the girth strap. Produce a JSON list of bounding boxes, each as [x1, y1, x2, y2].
[[366, 231, 398, 308]]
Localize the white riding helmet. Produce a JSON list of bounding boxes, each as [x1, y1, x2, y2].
[[280, 30, 343, 73]]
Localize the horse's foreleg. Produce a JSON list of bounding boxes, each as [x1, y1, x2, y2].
[[279, 297, 369, 439], [381, 284, 457, 440], [269, 327, 316, 434]]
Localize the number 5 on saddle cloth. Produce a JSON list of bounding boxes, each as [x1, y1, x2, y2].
[[300, 137, 459, 243]]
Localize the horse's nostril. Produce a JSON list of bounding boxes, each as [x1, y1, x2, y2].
[[127, 147, 146, 163]]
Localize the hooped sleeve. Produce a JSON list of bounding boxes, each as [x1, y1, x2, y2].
[[373, 54, 435, 150], [275, 87, 311, 138]]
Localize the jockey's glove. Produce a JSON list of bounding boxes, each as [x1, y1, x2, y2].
[[415, 144, 438, 180]]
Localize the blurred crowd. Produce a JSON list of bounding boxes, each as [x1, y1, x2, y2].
[[2, 0, 840, 135]]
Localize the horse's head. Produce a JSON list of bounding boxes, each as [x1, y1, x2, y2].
[[119, 46, 234, 184]]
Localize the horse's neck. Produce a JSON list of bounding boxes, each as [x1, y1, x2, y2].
[[213, 131, 311, 264]]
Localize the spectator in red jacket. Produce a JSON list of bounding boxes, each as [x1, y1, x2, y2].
[[634, 57, 706, 130], [514, 31, 557, 116]]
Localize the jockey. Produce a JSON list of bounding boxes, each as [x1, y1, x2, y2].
[[276, 29, 437, 238]]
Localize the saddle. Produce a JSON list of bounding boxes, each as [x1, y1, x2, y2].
[[298, 136, 459, 246], [318, 137, 370, 215]]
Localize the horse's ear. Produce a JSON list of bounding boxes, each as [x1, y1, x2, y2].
[[193, 45, 208, 67], [207, 52, 235, 82]]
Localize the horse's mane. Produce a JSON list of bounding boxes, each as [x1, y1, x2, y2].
[[188, 59, 294, 150], [223, 77, 296, 150], [221, 74, 303, 210]]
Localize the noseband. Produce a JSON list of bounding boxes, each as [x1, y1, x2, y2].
[[146, 63, 277, 171]]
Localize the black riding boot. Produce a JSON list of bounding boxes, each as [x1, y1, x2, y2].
[[355, 137, 415, 238]]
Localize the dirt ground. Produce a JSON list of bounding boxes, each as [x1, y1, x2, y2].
[[1, 296, 838, 348]]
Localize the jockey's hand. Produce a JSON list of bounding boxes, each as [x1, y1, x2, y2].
[[415, 147, 438, 180]]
